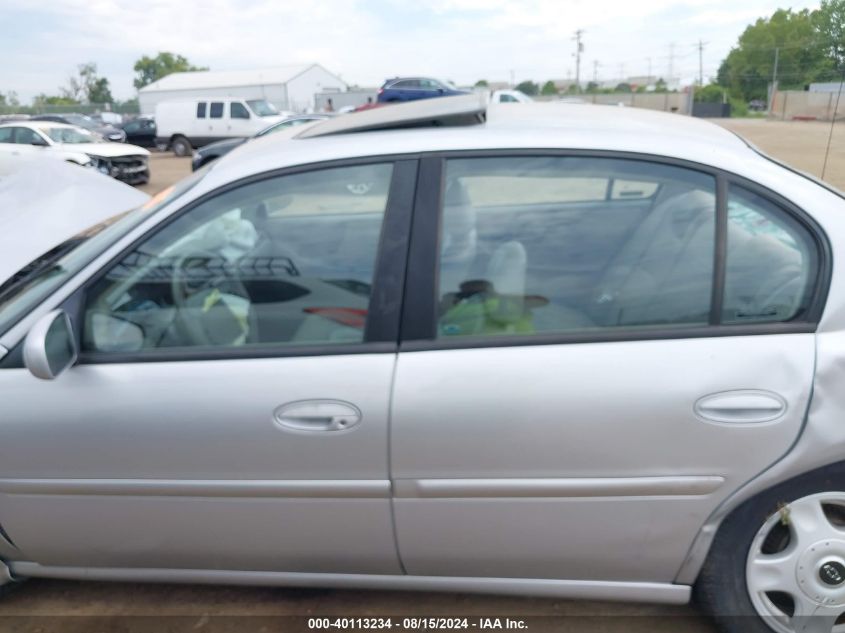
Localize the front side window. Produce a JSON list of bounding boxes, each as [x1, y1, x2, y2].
[[230, 102, 250, 119], [209, 102, 224, 119], [14, 127, 43, 145], [0, 127, 13, 143], [196, 102, 207, 118], [82, 163, 394, 353], [436, 157, 716, 338], [723, 186, 818, 324]]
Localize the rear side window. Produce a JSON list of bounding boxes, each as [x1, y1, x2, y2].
[[436, 157, 716, 338], [209, 102, 224, 119], [0, 127, 14, 143], [230, 102, 250, 119], [723, 186, 818, 324], [196, 102, 207, 118]]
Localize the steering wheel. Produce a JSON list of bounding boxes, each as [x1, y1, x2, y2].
[[170, 248, 260, 347]]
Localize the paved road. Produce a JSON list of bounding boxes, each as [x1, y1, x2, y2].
[[7, 117, 840, 631]]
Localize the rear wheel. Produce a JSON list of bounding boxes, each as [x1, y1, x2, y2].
[[170, 135, 192, 157], [696, 464, 845, 633]]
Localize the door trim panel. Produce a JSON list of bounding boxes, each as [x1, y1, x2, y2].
[[10, 561, 691, 604], [0, 479, 389, 498], [394, 476, 724, 498]]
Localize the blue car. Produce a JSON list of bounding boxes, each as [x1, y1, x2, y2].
[[377, 77, 469, 103]]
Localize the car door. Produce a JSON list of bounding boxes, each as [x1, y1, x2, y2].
[[0, 159, 416, 574], [0, 126, 16, 175], [227, 101, 255, 137], [390, 155, 824, 584]]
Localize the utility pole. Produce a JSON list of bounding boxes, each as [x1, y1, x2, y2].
[[573, 29, 584, 94], [769, 47, 780, 113], [593, 60, 599, 83], [509, 69, 515, 88], [647, 57, 652, 82], [697, 40, 707, 85], [668, 42, 675, 83], [618, 63, 625, 82]]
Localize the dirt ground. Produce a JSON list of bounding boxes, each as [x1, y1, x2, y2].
[[138, 118, 845, 197], [3, 118, 841, 632]]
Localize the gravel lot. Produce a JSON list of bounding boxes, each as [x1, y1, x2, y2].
[[3, 117, 842, 632]]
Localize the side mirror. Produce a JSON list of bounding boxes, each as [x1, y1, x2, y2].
[[31, 137, 48, 147], [23, 310, 78, 380]]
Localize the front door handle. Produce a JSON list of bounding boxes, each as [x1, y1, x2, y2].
[[694, 390, 787, 424], [273, 400, 362, 432]]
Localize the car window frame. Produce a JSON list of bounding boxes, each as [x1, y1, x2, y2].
[[60, 156, 418, 365], [399, 150, 832, 352]]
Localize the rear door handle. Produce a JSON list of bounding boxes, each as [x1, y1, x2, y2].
[[273, 400, 362, 432], [695, 390, 787, 424]]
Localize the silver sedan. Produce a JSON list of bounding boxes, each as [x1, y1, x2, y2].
[[1, 96, 844, 633]]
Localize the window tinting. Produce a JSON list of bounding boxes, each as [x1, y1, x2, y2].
[[723, 186, 818, 324], [437, 157, 716, 338], [14, 127, 41, 145], [230, 102, 250, 119], [82, 163, 394, 353], [0, 127, 13, 143], [196, 102, 207, 118], [209, 102, 224, 119]]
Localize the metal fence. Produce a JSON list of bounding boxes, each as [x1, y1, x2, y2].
[[0, 102, 140, 117]]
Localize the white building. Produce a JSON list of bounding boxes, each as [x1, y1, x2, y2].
[[138, 64, 347, 115]]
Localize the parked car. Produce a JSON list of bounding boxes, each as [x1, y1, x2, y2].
[[30, 113, 126, 142], [2, 96, 845, 633], [120, 117, 157, 148], [377, 77, 469, 102], [490, 89, 533, 103], [155, 98, 292, 156], [0, 159, 149, 286], [191, 114, 330, 171], [0, 122, 150, 185]]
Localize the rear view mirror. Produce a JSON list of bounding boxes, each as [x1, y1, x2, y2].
[[23, 309, 78, 380]]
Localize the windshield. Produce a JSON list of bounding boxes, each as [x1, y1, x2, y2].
[[0, 168, 210, 338], [246, 99, 279, 117], [46, 126, 100, 144], [64, 114, 95, 129], [256, 117, 319, 137]]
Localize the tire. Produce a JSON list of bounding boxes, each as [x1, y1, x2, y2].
[[695, 461, 845, 633], [170, 136, 192, 157]]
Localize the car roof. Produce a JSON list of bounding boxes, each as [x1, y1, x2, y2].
[[196, 98, 760, 194], [0, 121, 78, 130]]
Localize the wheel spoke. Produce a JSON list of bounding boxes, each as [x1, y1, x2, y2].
[[790, 499, 834, 547], [792, 603, 843, 633], [749, 551, 799, 593]]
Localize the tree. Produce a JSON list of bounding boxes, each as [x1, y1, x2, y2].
[[88, 77, 113, 104], [540, 80, 558, 96], [694, 84, 726, 103], [515, 80, 539, 96], [0, 91, 19, 107], [615, 82, 633, 93], [474, 79, 489, 88], [585, 81, 600, 93], [654, 78, 668, 93], [717, 8, 832, 101], [815, 0, 845, 73], [33, 94, 78, 107], [133, 52, 208, 90], [61, 63, 113, 104]]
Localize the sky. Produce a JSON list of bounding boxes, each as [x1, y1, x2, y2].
[[0, 0, 820, 103]]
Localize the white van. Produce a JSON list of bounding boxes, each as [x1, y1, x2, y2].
[[154, 98, 291, 156]]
